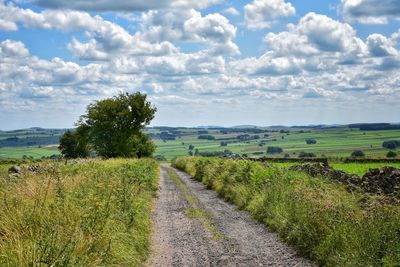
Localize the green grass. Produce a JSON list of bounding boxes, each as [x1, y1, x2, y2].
[[154, 128, 400, 160], [172, 157, 400, 266], [271, 162, 400, 176], [0, 146, 60, 159], [0, 158, 159, 266], [331, 163, 400, 176]]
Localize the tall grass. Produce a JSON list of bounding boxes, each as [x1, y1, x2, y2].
[[0, 158, 158, 266], [172, 157, 400, 266]]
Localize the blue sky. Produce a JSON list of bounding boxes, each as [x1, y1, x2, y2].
[[0, 0, 399, 130]]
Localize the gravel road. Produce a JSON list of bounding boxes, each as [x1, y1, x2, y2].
[[147, 164, 314, 267]]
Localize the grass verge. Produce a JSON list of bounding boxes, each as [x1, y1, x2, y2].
[[172, 156, 400, 266], [0, 158, 159, 266]]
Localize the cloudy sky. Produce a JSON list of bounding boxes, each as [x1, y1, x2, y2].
[[0, 0, 399, 129]]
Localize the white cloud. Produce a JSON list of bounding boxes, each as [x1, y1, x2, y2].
[[222, 7, 240, 16], [0, 2, 180, 60], [244, 0, 295, 30], [265, 13, 367, 57], [367, 34, 398, 57], [0, 39, 29, 58], [1, 1, 400, 128], [141, 9, 239, 55], [0, 18, 17, 31], [342, 0, 400, 24]]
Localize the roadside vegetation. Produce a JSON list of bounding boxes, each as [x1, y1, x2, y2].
[[172, 157, 400, 266], [0, 159, 159, 266]]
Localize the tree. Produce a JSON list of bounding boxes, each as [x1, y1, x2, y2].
[[128, 132, 155, 158], [351, 150, 365, 157], [267, 146, 283, 154], [387, 151, 397, 158], [59, 130, 90, 158], [382, 140, 400, 150], [77, 92, 156, 158], [305, 138, 317, 144]]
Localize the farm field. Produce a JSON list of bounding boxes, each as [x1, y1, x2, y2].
[[0, 146, 60, 159], [152, 126, 400, 160]]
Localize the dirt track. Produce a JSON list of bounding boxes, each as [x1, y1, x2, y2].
[[147, 164, 314, 267]]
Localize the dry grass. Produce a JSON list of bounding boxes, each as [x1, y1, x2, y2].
[[172, 157, 400, 266], [0, 158, 158, 266]]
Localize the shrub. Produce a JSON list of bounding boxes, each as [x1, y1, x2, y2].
[[220, 142, 228, 147], [299, 152, 316, 158], [382, 140, 400, 150], [305, 138, 317, 145], [172, 157, 400, 266], [387, 151, 397, 158], [267, 146, 283, 154], [198, 135, 215, 140], [351, 150, 365, 157]]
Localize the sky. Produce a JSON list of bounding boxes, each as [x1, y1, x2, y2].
[[0, 0, 400, 130]]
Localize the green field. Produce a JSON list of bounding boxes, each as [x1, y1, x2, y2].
[[0, 126, 399, 161], [0, 146, 60, 159], [154, 127, 400, 160]]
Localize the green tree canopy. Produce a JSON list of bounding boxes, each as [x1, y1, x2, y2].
[[76, 92, 156, 158], [59, 129, 90, 159]]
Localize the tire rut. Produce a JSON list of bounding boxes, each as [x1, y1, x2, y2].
[[148, 164, 314, 267]]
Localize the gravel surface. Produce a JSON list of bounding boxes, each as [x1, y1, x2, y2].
[[147, 164, 314, 267]]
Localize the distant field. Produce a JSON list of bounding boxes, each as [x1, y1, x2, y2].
[[154, 127, 400, 160], [0, 147, 60, 159], [0, 126, 399, 161], [331, 162, 400, 176]]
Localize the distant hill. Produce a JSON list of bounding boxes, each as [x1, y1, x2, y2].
[[0, 128, 68, 148]]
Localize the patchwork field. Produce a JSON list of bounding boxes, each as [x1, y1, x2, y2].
[[153, 126, 400, 160], [0, 125, 399, 161]]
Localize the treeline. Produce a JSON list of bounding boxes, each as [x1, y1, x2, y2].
[[382, 140, 400, 149], [349, 123, 400, 131], [0, 136, 60, 147]]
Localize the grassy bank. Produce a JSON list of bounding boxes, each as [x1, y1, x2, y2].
[[0, 158, 159, 266], [172, 157, 400, 266]]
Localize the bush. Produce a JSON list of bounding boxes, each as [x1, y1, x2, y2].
[[387, 151, 397, 158], [351, 150, 365, 157], [305, 139, 317, 145], [154, 155, 166, 161], [267, 146, 283, 154], [299, 152, 316, 158], [188, 144, 195, 150], [220, 142, 228, 147], [383, 140, 400, 150], [172, 157, 400, 266], [198, 135, 215, 140]]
